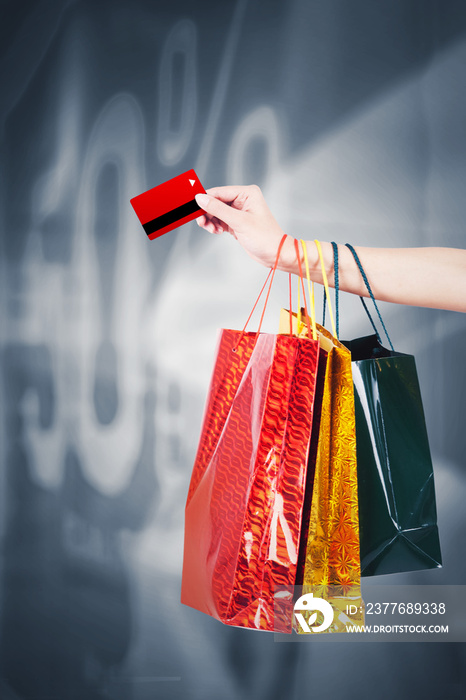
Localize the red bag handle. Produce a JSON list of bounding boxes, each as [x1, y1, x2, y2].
[[234, 234, 288, 351], [293, 239, 313, 339]]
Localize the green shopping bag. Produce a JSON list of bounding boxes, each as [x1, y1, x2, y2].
[[325, 242, 442, 577]]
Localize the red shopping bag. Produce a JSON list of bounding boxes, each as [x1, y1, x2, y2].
[[181, 237, 322, 631]]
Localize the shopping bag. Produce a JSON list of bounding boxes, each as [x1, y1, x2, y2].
[[279, 240, 363, 634], [335, 242, 442, 576], [181, 236, 322, 631]]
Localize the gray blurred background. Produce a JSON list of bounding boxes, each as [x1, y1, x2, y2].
[[1, 0, 465, 698]]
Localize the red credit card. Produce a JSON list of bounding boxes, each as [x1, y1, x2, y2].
[[130, 169, 206, 240]]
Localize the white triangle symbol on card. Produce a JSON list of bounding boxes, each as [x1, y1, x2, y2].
[[189, 179, 196, 186]]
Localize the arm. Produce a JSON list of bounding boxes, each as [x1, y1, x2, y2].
[[195, 186, 466, 313]]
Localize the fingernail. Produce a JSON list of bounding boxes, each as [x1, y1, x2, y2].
[[195, 193, 210, 209]]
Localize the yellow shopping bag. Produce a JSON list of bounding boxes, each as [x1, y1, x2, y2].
[[279, 240, 363, 633]]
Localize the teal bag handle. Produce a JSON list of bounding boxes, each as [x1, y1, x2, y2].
[[323, 241, 394, 350], [321, 241, 394, 351], [322, 241, 339, 338], [344, 243, 394, 351]]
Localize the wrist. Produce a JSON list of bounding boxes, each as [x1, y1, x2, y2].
[[276, 235, 302, 274], [279, 238, 334, 286]]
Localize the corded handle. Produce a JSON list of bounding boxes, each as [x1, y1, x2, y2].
[[344, 243, 394, 351], [322, 241, 339, 338]]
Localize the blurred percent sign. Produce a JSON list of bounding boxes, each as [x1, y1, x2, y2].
[[157, 0, 249, 175]]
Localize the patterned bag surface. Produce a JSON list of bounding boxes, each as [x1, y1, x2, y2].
[[181, 236, 322, 631], [278, 312, 360, 590]]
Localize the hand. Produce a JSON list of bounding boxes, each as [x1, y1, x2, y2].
[[195, 185, 296, 271]]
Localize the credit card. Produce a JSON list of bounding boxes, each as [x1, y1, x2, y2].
[[130, 169, 206, 240]]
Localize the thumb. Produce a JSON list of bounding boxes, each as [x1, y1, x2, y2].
[[195, 193, 244, 230]]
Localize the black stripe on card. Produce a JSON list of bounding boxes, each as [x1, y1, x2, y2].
[[143, 199, 201, 236]]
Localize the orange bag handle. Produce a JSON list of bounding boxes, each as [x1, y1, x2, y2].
[[234, 234, 288, 351]]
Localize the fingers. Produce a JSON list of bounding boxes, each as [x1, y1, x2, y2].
[[196, 213, 224, 234], [195, 193, 244, 230], [205, 184, 262, 203], [205, 185, 249, 202]]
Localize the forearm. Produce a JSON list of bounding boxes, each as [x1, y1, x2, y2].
[[194, 188, 466, 312], [278, 239, 466, 312]]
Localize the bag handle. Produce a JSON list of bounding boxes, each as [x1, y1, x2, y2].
[[322, 241, 340, 338], [314, 239, 338, 339], [234, 234, 288, 351], [329, 241, 375, 340], [300, 239, 317, 341], [292, 238, 314, 340], [344, 243, 394, 351]]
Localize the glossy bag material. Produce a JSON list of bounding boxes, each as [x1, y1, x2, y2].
[[181, 238, 322, 631], [279, 240, 362, 635], [280, 239, 360, 590], [279, 311, 360, 589], [303, 322, 360, 588], [339, 243, 442, 576]]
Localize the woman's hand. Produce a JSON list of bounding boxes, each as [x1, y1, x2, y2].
[[195, 185, 296, 271]]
